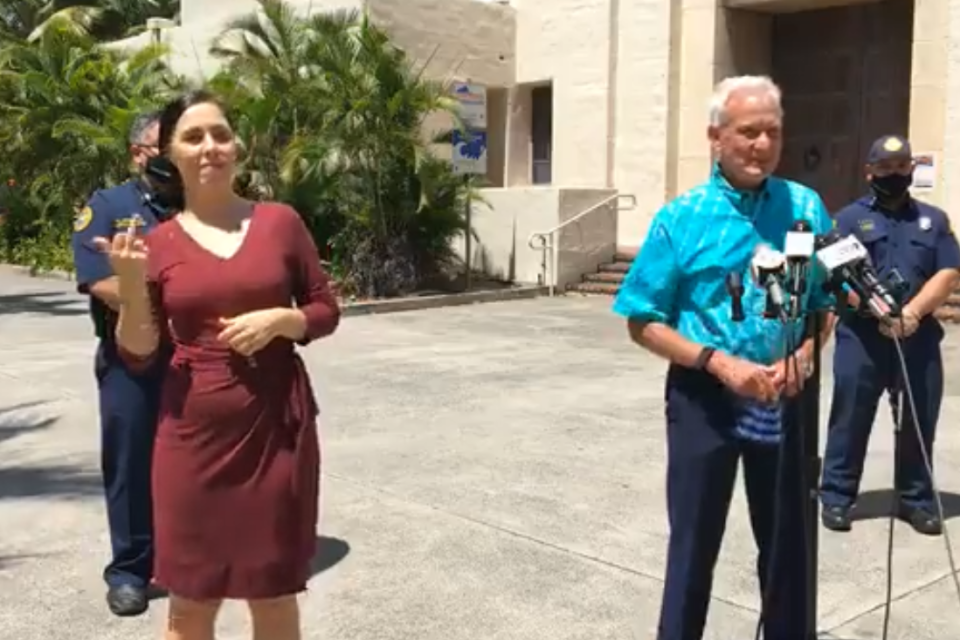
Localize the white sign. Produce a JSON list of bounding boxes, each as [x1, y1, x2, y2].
[[451, 82, 488, 175], [452, 82, 487, 129], [452, 130, 487, 175], [913, 153, 936, 190]]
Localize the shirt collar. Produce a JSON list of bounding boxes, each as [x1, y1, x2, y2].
[[710, 163, 771, 216], [868, 193, 915, 217]]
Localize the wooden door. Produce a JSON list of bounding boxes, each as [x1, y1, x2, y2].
[[771, 0, 914, 214]]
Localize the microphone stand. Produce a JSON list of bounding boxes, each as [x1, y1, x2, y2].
[[729, 268, 821, 639], [800, 309, 822, 640], [788, 260, 820, 640]]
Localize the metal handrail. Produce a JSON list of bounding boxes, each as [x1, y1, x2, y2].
[[527, 193, 636, 296]]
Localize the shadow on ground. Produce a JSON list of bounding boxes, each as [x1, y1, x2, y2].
[[0, 291, 86, 316], [0, 400, 57, 445], [0, 553, 46, 572], [852, 488, 960, 522], [134, 536, 349, 603], [0, 401, 101, 500], [311, 535, 350, 577]]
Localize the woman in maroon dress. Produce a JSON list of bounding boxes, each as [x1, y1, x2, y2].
[[94, 91, 340, 640]]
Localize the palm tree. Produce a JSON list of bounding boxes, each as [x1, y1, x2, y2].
[[1, 0, 179, 43], [209, 0, 471, 297], [0, 18, 181, 265]]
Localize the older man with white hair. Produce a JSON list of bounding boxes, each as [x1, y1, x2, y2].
[[613, 76, 836, 639]]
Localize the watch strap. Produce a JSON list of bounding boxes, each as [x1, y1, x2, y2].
[[694, 346, 716, 371]]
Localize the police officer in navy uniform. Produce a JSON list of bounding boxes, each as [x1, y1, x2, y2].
[[821, 135, 960, 536], [71, 112, 174, 616]]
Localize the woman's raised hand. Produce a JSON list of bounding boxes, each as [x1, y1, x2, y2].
[[92, 223, 149, 284]]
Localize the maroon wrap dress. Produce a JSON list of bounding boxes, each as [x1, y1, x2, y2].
[[123, 202, 340, 600]]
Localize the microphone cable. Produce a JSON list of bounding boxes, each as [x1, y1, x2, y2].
[[879, 321, 960, 640]]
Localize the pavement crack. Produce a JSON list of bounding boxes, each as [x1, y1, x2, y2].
[[324, 472, 758, 616], [823, 568, 960, 632]]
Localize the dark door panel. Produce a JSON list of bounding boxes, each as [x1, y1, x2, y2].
[[771, 0, 914, 214]]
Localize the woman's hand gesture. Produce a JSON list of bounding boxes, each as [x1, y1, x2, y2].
[[92, 224, 149, 285]]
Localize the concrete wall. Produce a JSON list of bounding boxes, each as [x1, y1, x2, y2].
[[459, 187, 617, 287], [509, 0, 672, 249], [127, 0, 960, 283]]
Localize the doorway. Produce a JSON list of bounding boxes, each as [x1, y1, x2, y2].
[[771, 0, 914, 213]]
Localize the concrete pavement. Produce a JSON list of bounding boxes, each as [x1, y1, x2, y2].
[[1, 268, 960, 639]]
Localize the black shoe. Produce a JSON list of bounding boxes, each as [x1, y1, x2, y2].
[[822, 505, 853, 532], [898, 504, 943, 536], [106, 584, 149, 617], [145, 583, 168, 600]]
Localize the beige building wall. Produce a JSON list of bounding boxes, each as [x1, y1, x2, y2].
[[135, 0, 960, 281]]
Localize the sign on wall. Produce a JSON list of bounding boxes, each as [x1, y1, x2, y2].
[[451, 82, 487, 175], [913, 153, 936, 190]]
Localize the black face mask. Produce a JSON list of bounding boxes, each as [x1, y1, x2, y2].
[[870, 172, 913, 200], [143, 155, 182, 212], [144, 155, 176, 185]]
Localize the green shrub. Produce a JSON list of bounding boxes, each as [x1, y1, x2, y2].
[[0, 0, 477, 298]]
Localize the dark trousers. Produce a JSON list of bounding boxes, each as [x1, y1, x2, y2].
[[95, 342, 163, 588], [658, 366, 808, 640], [821, 321, 942, 510]]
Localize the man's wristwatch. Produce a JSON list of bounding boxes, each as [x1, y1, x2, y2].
[[694, 346, 716, 371]]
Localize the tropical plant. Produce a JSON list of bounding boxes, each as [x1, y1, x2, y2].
[[0, 18, 182, 268], [1, 0, 180, 43], [0, 0, 479, 298], [208, 0, 476, 297]]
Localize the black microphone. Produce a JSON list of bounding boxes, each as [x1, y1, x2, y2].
[[815, 229, 901, 322], [751, 244, 788, 321], [725, 272, 745, 322], [784, 219, 815, 319]]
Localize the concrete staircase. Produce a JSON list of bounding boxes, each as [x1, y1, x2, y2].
[[565, 251, 635, 296], [567, 252, 960, 324]]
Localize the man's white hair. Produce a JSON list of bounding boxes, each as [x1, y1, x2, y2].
[[708, 75, 783, 127]]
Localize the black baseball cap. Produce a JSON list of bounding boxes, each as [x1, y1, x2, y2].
[[867, 135, 912, 164]]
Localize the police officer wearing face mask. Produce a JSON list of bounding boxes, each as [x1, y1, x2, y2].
[[820, 135, 960, 536], [70, 112, 176, 616]]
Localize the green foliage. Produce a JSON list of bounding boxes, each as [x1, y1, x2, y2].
[[208, 0, 477, 297], [2, 0, 180, 44], [0, 0, 478, 297], [0, 18, 182, 270]]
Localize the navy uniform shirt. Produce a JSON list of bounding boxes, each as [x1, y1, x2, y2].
[[70, 179, 171, 341], [834, 196, 960, 316]]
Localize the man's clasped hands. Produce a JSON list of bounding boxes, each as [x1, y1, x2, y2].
[[707, 348, 813, 405]]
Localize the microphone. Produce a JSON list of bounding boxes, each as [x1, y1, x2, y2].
[[751, 244, 788, 321], [784, 219, 815, 319], [815, 230, 901, 322], [725, 272, 745, 322]]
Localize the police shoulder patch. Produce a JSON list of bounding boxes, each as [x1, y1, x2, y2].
[[73, 206, 93, 232]]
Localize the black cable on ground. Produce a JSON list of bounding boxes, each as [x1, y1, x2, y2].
[[882, 329, 960, 640]]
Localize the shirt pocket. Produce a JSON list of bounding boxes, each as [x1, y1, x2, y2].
[[858, 226, 891, 269], [906, 227, 938, 280]]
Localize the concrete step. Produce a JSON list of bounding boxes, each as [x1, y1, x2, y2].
[[583, 271, 626, 284], [597, 261, 632, 274], [567, 281, 620, 295]]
